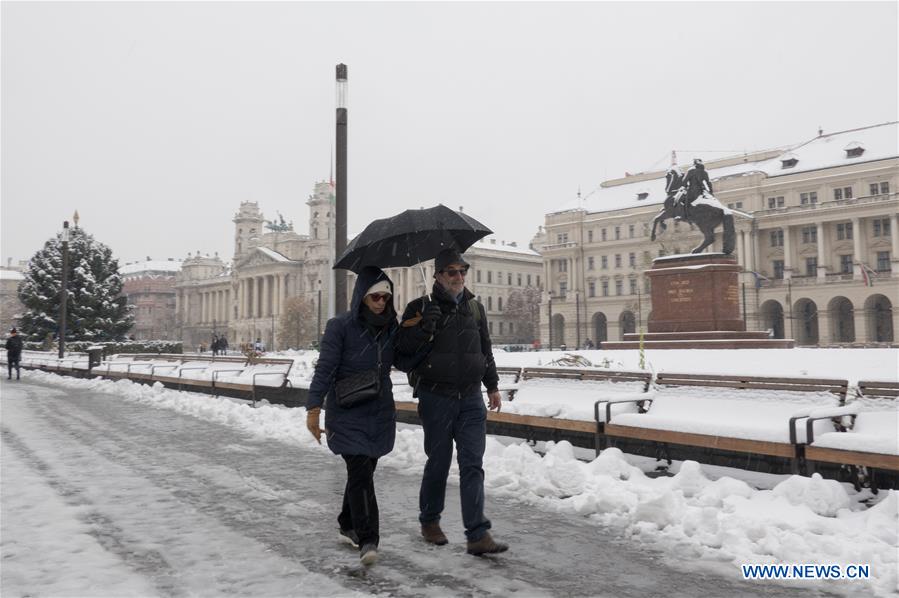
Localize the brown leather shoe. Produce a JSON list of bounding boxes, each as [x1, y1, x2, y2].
[[466, 532, 508, 556], [421, 522, 448, 546]]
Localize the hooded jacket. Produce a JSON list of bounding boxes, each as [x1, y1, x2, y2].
[[307, 267, 398, 457]]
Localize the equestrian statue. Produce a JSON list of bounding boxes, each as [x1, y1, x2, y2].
[[649, 158, 743, 254]]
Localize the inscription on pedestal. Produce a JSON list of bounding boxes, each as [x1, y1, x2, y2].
[[647, 254, 745, 333]]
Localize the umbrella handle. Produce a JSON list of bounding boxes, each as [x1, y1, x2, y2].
[[418, 262, 431, 301]]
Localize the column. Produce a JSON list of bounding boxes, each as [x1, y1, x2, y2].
[[238, 280, 244, 320], [782, 225, 793, 280], [853, 302, 865, 343], [262, 275, 270, 317], [818, 305, 831, 346], [736, 230, 745, 269], [816, 221, 828, 280], [256, 277, 263, 318], [852, 217, 863, 280], [891, 213, 899, 275], [201, 292, 207, 323]]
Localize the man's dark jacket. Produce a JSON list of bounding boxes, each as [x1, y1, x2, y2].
[[5, 335, 23, 360], [396, 283, 499, 398], [307, 267, 398, 458]]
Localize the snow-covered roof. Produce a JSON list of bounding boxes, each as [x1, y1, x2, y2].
[[256, 247, 293, 263], [764, 122, 898, 177], [470, 237, 541, 257], [565, 121, 898, 215], [0, 269, 24, 281], [120, 260, 183, 275]]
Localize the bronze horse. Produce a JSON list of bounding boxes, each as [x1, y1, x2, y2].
[[650, 195, 736, 254]]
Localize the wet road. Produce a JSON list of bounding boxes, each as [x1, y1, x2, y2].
[[1, 377, 824, 597]]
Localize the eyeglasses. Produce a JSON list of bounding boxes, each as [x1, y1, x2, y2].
[[368, 293, 391, 303], [441, 267, 469, 278]]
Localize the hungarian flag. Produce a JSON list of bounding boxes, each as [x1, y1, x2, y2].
[[860, 263, 877, 287]]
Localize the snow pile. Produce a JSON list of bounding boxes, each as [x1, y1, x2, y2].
[[24, 370, 898, 596]]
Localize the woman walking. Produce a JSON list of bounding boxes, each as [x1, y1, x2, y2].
[[306, 266, 399, 566]]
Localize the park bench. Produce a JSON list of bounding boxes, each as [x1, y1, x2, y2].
[[655, 372, 849, 402], [597, 396, 842, 473], [857, 380, 899, 399], [802, 407, 899, 489], [522, 367, 652, 391]]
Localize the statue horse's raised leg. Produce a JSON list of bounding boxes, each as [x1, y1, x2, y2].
[[650, 208, 671, 242]]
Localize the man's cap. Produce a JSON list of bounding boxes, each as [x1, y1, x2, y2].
[[693, 158, 704, 166], [435, 248, 470, 272], [365, 280, 391, 296]]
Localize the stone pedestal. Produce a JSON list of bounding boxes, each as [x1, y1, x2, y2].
[[602, 253, 795, 349]]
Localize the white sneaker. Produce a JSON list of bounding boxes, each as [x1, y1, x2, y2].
[[360, 543, 378, 566]]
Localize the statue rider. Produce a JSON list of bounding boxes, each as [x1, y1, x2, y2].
[[679, 158, 713, 220]]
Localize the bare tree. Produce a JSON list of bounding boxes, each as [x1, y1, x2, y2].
[[504, 285, 542, 343], [279, 297, 317, 349]]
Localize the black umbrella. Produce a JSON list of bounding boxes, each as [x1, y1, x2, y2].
[[333, 205, 492, 274]]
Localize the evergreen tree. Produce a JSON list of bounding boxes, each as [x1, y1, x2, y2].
[[17, 227, 134, 342]]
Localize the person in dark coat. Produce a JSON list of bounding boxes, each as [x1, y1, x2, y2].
[[6, 327, 23, 380], [395, 248, 508, 556], [306, 266, 399, 566]]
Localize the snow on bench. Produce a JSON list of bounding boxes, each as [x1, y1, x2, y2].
[[504, 378, 649, 421], [603, 396, 844, 462], [804, 409, 899, 473]]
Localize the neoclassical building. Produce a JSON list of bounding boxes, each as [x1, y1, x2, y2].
[[174, 182, 336, 350], [541, 122, 898, 347], [174, 181, 545, 349]]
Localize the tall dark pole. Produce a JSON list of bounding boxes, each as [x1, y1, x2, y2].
[[335, 64, 348, 314], [741, 282, 747, 324], [787, 278, 794, 339], [58, 221, 70, 358], [317, 287, 323, 345]]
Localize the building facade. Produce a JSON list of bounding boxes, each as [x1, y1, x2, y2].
[[174, 181, 545, 350], [121, 259, 182, 340], [0, 268, 26, 332], [541, 122, 898, 347], [174, 182, 337, 351]]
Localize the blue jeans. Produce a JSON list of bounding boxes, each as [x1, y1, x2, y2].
[[417, 388, 491, 542]]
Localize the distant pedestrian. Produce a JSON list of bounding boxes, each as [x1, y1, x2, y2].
[[254, 338, 265, 353], [6, 327, 23, 380], [306, 267, 400, 566], [220, 336, 229, 355]]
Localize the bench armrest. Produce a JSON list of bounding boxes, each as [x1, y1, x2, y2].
[[594, 397, 654, 425], [804, 412, 858, 446]]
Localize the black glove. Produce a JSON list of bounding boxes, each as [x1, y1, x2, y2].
[[420, 302, 442, 334]]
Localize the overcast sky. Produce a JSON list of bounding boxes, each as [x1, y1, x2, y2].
[[2, 1, 897, 267]]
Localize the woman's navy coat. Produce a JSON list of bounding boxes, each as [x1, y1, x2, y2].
[[307, 267, 398, 458]]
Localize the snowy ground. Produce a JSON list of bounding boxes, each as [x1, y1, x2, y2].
[[2, 372, 896, 597]]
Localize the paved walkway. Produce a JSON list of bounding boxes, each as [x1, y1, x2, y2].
[[1, 377, 820, 597]]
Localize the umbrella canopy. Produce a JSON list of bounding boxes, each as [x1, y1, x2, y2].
[[333, 205, 492, 273]]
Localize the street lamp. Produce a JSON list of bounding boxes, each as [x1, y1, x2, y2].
[[58, 221, 70, 358], [334, 64, 348, 314], [317, 279, 323, 346]]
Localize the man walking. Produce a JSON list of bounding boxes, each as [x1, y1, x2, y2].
[[6, 327, 23, 380], [396, 248, 508, 556]]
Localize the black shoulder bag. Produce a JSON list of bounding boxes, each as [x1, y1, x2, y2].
[[334, 339, 382, 408]]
